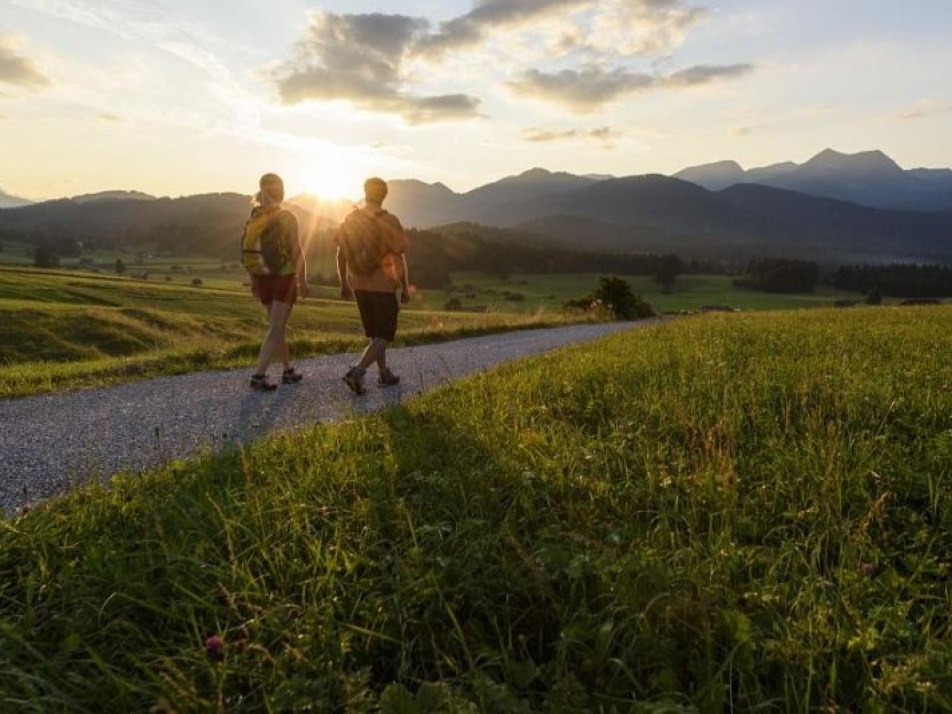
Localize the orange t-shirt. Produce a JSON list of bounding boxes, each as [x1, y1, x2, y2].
[[335, 208, 408, 292]]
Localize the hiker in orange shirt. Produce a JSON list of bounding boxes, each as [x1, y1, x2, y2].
[[335, 177, 410, 395]]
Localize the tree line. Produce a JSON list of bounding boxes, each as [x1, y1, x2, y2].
[[403, 228, 705, 289], [733, 258, 820, 293], [831, 264, 952, 298]]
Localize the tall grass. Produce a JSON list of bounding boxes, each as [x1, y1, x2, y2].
[[1, 307, 950, 711]]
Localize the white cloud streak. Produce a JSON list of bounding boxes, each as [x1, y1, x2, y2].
[[523, 125, 622, 146], [509, 63, 755, 110]]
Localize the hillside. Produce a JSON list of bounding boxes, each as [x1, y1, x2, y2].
[[0, 193, 338, 258], [4, 157, 952, 265], [508, 176, 952, 262]]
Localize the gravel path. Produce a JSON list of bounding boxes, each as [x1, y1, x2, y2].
[[0, 322, 653, 516]]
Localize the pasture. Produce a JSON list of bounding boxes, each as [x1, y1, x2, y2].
[[0, 266, 583, 398], [1, 307, 950, 711]]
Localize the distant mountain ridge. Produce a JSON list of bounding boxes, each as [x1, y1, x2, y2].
[[3, 151, 951, 265], [0, 187, 32, 209], [70, 190, 157, 204], [675, 148, 952, 212]]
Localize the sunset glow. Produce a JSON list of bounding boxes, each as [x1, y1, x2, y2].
[[1, 1, 951, 200]]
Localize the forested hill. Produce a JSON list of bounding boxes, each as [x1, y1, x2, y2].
[[3, 170, 952, 265], [0, 193, 338, 259]]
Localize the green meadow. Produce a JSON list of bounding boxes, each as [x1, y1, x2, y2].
[[0, 266, 585, 398], [1, 307, 950, 711], [0, 256, 881, 399], [411, 272, 872, 314]]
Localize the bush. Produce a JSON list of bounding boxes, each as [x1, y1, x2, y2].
[[444, 298, 462, 311], [563, 276, 654, 320], [190, 278, 203, 287]]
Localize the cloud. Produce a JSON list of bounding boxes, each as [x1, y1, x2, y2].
[[415, 0, 589, 58], [524, 127, 578, 142], [586, 0, 709, 56], [523, 126, 622, 145], [509, 67, 654, 110], [729, 125, 765, 137], [98, 113, 122, 122], [416, 0, 707, 60], [509, 62, 755, 110], [0, 35, 51, 90], [274, 11, 482, 124], [898, 100, 952, 121], [665, 63, 754, 87]]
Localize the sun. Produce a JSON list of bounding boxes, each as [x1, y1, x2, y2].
[[297, 172, 359, 201], [290, 158, 363, 201]]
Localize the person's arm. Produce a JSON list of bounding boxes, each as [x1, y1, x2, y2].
[[336, 245, 353, 300], [399, 254, 410, 304]]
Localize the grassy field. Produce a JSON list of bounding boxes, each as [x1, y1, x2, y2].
[[408, 272, 875, 314], [0, 266, 585, 398], [1, 306, 950, 711], [0, 258, 932, 399]]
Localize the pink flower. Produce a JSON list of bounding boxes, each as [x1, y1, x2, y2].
[[205, 635, 224, 660]]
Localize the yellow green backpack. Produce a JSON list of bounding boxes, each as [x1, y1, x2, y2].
[[241, 207, 292, 275]]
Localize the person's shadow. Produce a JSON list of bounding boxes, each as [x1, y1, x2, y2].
[[233, 385, 296, 446]]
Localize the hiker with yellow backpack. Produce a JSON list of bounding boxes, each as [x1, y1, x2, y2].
[[241, 173, 307, 391]]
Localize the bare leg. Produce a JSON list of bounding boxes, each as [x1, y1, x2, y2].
[[277, 305, 293, 369], [255, 300, 293, 375], [355, 338, 388, 371]]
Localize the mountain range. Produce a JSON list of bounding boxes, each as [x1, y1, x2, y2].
[[2, 149, 951, 265], [674, 149, 952, 212]]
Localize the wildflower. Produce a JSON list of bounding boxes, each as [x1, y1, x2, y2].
[[205, 635, 224, 660]]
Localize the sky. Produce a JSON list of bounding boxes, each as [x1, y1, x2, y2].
[[1, 0, 951, 201]]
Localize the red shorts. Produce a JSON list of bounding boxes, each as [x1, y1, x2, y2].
[[251, 274, 297, 306]]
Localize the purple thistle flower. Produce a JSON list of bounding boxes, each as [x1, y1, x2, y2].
[[205, 635, 224, 660]]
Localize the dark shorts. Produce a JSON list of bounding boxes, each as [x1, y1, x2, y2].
[[252, 274, 297, 306], [355, 289, 399, 342]]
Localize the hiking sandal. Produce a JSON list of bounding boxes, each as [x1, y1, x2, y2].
[[282, 367, 303, 384], [250, 373, 277, 391]]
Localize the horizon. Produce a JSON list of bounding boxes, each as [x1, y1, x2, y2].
[[2, 1, 951, 201], [5, 146, 951, 205]]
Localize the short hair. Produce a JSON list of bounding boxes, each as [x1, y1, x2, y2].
[[258, 173, 284, 205], [364, 177, 388, 203]]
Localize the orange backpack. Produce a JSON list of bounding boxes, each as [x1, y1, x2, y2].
[[339, 209, 387, 276]]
